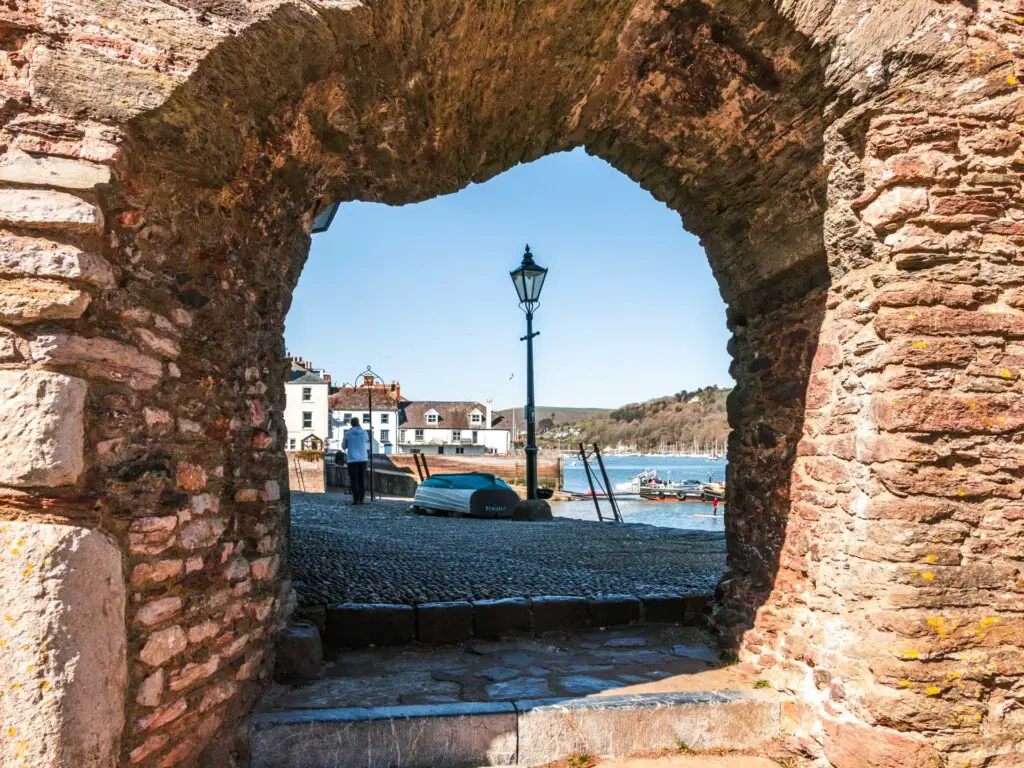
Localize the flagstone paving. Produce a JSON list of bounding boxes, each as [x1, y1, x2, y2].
[[258, 625, 754, 711], [289, 492, 726, 606]]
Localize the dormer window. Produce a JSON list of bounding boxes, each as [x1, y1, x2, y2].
[[426, 409, 439, 425], [470, 412, 483, 424]]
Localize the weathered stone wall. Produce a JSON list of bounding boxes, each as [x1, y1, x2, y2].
[[287, 455, 325, 495], [0, 0, 1021, 766]]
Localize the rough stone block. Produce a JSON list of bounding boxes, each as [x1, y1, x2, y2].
[[516, 691, 780, 766], [326, 603, 415, 647], [641, 594, 688, 624], [860, 186, 928, 229], [294, 605, 327, 634], [0, 148, 111, 189], [275, 623, 324, 682], [417, 601, 473, 644], [28, 330, 163, 389], [250, 703, 517, 768], [513, 499, 553, 521], [0, 370, 86, 487], [0, 277, 90, 324], [588, 594, 641, 627], [0, 521, 126, 767], [0, 187, 102, 232], [823, 718, 941, 768], [0, 231, 116, 287], [473, 597, 532, 637], [531, 596, 589, 634], [684, 595, 710, 624]]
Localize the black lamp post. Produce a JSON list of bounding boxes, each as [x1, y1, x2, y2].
[[348, 366, 385, 502], [509, 245, 548, 501]]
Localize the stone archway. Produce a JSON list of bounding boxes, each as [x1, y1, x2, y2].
[[1, 1, 1021, 767]]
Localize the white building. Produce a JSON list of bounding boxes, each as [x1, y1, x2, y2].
[[328, 378, 402, 456], [396, 401, 510, 455], [283, 356, 331, 451]]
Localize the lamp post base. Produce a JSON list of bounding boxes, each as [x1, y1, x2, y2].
[[513, 498, 552, 522]]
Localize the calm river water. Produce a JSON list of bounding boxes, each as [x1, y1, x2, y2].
[[551, 455, 727, 532]]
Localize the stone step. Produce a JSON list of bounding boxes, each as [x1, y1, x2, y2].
[[250, 690, 782, 768]]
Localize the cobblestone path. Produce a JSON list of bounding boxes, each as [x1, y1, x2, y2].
[[289, 493, 726, 606]]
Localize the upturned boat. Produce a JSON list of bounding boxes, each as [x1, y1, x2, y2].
[[412, 472, 520, 518]]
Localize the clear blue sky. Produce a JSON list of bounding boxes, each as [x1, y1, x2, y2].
[[285, 148, 732, 410]]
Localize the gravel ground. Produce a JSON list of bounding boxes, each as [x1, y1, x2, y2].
[[289, 492, 726, 606]]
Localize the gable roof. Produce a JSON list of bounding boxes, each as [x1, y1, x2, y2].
[[399, 401, 505, 429]]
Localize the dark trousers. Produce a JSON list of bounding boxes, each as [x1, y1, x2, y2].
[[348, 461, 367, 504]]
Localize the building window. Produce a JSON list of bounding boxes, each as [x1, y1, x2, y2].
[[427, 413, 438, 424], [301, 387, 312, 402], [452, 429, 461, 443], [399, 429, 407, 443], [343, 413, 352, 422], [472, 431, 478, 444], [288, 438, 296, 449], [471, 413, 482, 424], [302, 412, 312, 429], [381, 429, 390, 442], [415, 429, 424, 442], [362, 413, 371, 424], [380, 413, 389, 424]]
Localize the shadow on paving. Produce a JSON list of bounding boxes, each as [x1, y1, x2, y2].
[[288, 492, 726, 606], [259, 625, 750, 710]]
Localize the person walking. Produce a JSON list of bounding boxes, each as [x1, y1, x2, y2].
[[343, 417, 369, 505]]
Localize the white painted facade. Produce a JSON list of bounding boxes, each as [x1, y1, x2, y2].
[[284, 373, 330, 451], [396, 427, 510, 455], [396, 405, 510, 455], [328, 408, 399, 455]]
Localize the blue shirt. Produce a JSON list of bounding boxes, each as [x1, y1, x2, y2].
[[343, 426, 368, 463]]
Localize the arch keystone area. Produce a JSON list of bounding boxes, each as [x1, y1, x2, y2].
[[0, 1, 1022, 766]]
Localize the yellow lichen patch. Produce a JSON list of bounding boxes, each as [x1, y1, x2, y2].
[[13, 741, 27, 758], [6, 727, 15, 737], [39, 680, 50, 691], [912, 341, 928, 349], [978, 616, 1000, 629], [927, 616, 955, 636], [926, 685, 943, 696], [897, 679, 913, 689], [969, 401, 977, 410], [1000, 368, 1013, 379], [947, 671, 962, 681], [1009, 75, 1018, 87], [925, 554, 938, 564], [921, 571, 936, 582], [957, 487, 966, 497], [899, 649, 920, 660]]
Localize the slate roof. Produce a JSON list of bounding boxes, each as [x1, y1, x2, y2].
[[289, 371, 328, 385], [399, 401, 505, 429]]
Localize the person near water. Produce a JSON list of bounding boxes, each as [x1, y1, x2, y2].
[[712, 497, 720, 515], [343, 417, 368, 505]]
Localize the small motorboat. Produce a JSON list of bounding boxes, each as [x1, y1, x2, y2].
[[701, 482, 726, 501], [412, 472, 520, 518]]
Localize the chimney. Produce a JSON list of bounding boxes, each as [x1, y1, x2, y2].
[[363, 373, 374, 387], [324, 374, 331, 384]]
